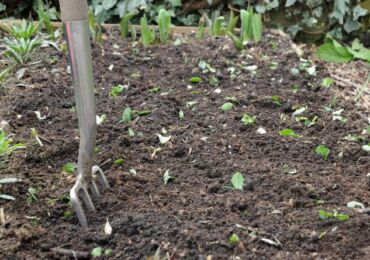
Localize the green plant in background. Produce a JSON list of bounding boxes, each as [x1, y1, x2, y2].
[[35, 0, 56, 40], [4, 20, 40, 40], [158, 9, 171, 44], [3, 38, 42, 65], [226, 11, 239, 34], [88, 9, 103, 43], [0, 177, 19, 200], [120, 11, 136, 39], [315, 145, 330, 160], [140, 14, 154, 47], [0, 130, 25, 166], [196, 17, 205, 40]]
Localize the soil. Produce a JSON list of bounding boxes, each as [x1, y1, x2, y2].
[[0, 29, 369, 259]]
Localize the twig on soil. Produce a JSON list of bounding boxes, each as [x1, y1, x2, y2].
[[51, 247, 90, 259]]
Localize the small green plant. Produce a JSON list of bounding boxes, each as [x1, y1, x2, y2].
[[179, 110, 184, 120], [319, 210, 349, 221], [279, 129, 301, 138], [140, 15, 155, 47], [322, 77, 335, 88], [229, 234, 240, 245], [226, 11, 239, 34], [189, 76, 202, 83], [5, 20, 40, 40], [220, 102, 234, 112], [231, 172, 244, 191], [110, 84, 126, 97], [62, 162, 76, 174], [121, 107, 132, 123], [88, 10, 103, 43], [315, 145, 330, 160], [241, 113, 256, 126], [3, 37, 42, 65], [271, 95, 282, 106], [0, 177, 19, 200], [0, 130, 25, 166], [36, 2, 55, 40], [158, 9, 171, 44], [27, 187, 38, 205], [91, 247, 112, 257], [114, 159, 124, 166], [120, 11, 136, 39], [196, 18, 205, 40], [163, 170, 175, 185]]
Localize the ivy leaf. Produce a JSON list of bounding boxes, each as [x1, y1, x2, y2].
[[285, 0, 297, 7], [353, 5, 368, 20], [344, 19, 361, 33], [102, 0, 117, 10]]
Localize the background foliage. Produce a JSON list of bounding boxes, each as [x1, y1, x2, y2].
[[0, 0, 369, 42]]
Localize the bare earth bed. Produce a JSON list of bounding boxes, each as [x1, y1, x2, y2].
[[0, 29, 369, 259]]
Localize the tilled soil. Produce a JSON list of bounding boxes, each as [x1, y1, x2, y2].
[[0, 30, 369, 259]]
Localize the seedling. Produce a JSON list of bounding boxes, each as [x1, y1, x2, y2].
[[186, 101, 197, 109], [279, 129, 301, 138], [241, 113, 256, 126], [88, 10, 102, 43], [179, 110, 184, 120], [148, 86, 161, 93], [231, 172, 244, 191], [121, 107, 132, 123], [315, 145, 330, 160], [271, 95, 282, 106], [322, 77, 335, 88], [140, 15, 155, 47], [120, 11, 136, 39], [5, 20, 40, 40], [0, 130, 25, 166], [3, 37, 42, 65], [0, 177, 19, 200], [189, 76, 202, 83], [96, 114, 107, 125], [27, 187, 38, 205], [229, 234, 240, 245], [31, 128, 43, 147], [36, 2, 56, 40], [158, 9, 171, 44], [91, 247, 112, 257], [110, 85, 126, 97], [220, 102, 234, 112], [226, 11, 239, 34], [163, 170, 175, 185], [128, 128, 135, 137], [62, 162, 76, 174], [196, 18, 205, 40], [319, 210, 349, 221], [114, 159, 124, 166], [332, 109, 347, 124]]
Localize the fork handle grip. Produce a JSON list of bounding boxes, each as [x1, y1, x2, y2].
[[59, 0, 88, 22]]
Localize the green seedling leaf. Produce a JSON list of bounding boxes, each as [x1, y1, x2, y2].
[[62, 163, 75, 174], [322, 77, 335, 88], [91, 247, 103, 257], [114, 159, 124, 166], [229, 234, 240, 245], [64, 210, 73, 218], [163, 169, 175, 185], [157, 134, 171, 144], [140, 15, 154, 47], [179, 110, 184, 120], [104, 249, 113, 256], [279, 129, 301, 138], [158, 9, 171, 44], [315, 145, 330, 160], [334, 213, 350, 221], [231, 172, 244, 191], [251, 13, 263, 43], [190, 76, 202, 83], [137, 110, 151, 116], [271, 95, 282, 106], [186, 101, 197, 109], [110, 85, 126, 97], [148, 87, 161, 93], [96, 114, 107, 125], [128, 128, 135, 137], [241, 113, 256, 126], [122, 107, 132, 123], [319, 210, 333, 219], [220, 102, 234, 112]]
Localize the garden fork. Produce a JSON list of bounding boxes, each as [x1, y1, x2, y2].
[[60, 0, 110, 228]]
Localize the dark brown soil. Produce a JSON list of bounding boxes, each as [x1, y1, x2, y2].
[[0, 30, 369, 259]]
